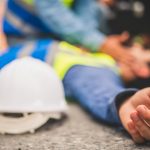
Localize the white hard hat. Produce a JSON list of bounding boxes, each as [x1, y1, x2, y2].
[[0, 57, 68, 134]]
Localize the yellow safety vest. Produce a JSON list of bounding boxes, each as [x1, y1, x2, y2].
[[54, 42, 120, 79], [23, 0, 74, 7]]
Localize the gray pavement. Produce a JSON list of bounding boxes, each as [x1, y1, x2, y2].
[[0, 103, 150, 150]]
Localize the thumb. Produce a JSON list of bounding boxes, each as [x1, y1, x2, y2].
[[119, 32, 130, 43]]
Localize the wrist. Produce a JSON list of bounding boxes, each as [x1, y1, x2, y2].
[[119, 97, 133, 130]]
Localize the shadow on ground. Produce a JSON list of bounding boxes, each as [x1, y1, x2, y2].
[[0, 104, 149, 150]]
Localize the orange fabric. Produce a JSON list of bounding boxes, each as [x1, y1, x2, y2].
[[0, 33, 8, 53], [0, 0, 8, 53]]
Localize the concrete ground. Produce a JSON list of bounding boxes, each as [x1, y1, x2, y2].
[[0, 103, 150, 150]]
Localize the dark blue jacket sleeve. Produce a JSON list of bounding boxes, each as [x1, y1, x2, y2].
[[63, 65, 137, 126], [0, 39, 53, 68]]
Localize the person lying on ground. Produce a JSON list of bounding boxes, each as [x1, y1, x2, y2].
[[1, 39, 150, 143]]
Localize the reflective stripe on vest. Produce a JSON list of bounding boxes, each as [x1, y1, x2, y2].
[[53, 42, 120, 79], [61, 0, 74, 7], [22, 0, 74, 7]]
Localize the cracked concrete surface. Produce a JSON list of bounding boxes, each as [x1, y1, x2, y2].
[[0, 103, 149, 150]]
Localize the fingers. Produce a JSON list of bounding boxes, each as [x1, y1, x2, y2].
[[136, 105, 150, 127], [131, 111, 150, 141], [119, 63, 137, 82], [131, 45, 150, 65], [119, 32, 130, 43], [119, 53, 150, 79], [143, 51, 150, 62], [118, 51, 135, 65], [132, 62, 150, 78], [127, 120, 145, 143]]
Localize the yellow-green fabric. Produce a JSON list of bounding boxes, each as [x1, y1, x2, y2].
[[22, 0, 33, 5], [23, 0, 74, 7], [60, 0, 74, 7], [54, 42, 120, 79]]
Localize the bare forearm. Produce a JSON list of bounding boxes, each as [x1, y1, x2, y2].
[[0, 0, 8, 52], [0, 0, 7, 32], [34, 0, 106, 52]]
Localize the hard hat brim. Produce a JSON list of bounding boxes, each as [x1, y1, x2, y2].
[[0, 112, 63, 134]]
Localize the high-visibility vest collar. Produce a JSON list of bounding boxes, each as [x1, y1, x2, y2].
[[53, 42, 120, 79]]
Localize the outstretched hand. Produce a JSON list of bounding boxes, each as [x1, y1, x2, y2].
[[119, 88, 150, 143], [119, 44, 150, 82], [100, 32, 135, 66], [101, 32, 150, 80]]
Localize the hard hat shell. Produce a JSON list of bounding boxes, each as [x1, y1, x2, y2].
[[0, 57, 68, 134], [0, 57, 67, 113]]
